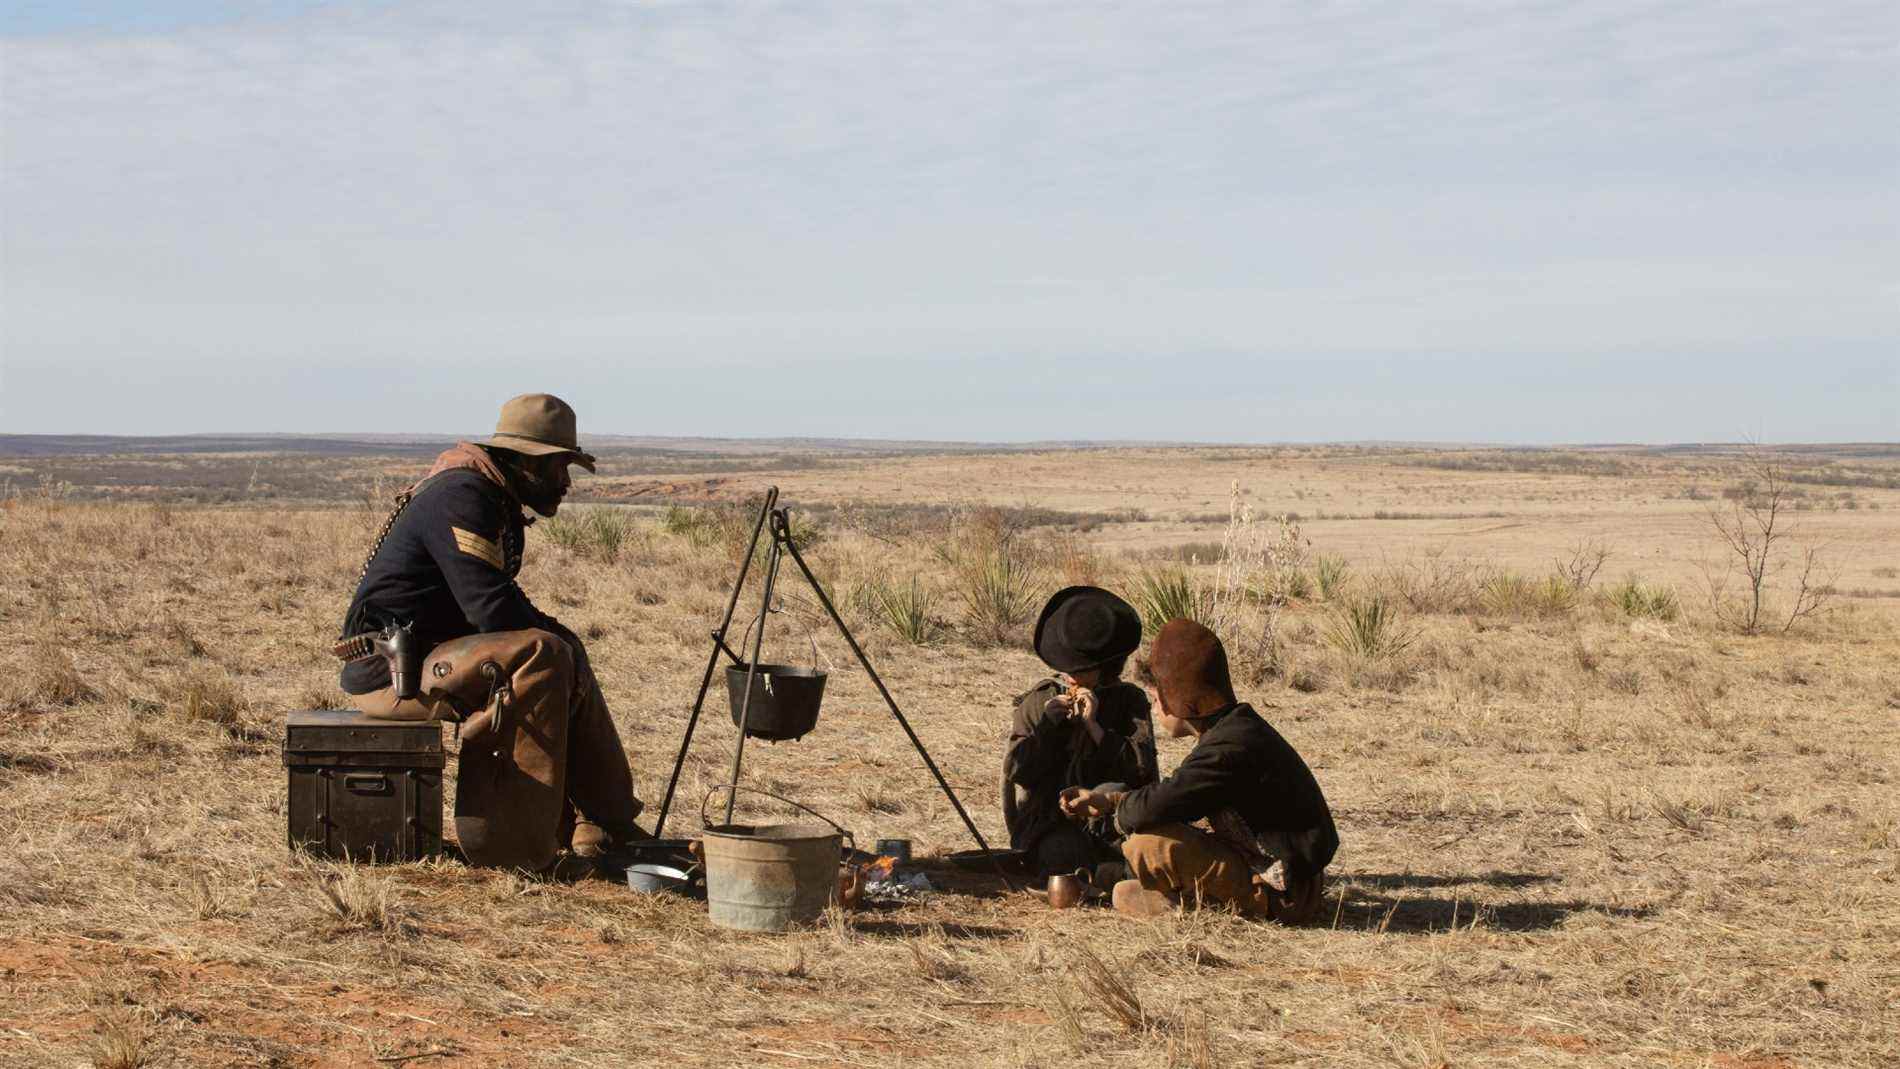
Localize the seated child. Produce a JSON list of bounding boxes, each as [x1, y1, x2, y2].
[[1003, 586, 1157, 879], [1060, 618, 1338, 923]]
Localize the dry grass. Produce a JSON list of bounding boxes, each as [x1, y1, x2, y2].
[[88, 1010, 152, 1069], [1, 445, 1897, 1067]]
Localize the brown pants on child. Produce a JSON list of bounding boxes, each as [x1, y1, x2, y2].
[[353, 628, 642, 871], [1121, 822, 1324, 924]]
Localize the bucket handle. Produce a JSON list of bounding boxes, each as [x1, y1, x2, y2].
[[733, 608, 821, 675], [702, 785, 854, 852]]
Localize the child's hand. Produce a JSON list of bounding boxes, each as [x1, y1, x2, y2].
[[1068, 686, 1097, 725], [1058, 786, 1092, 818], [1043, 675, 1084, 720], [1059, 787, 1111, 819]]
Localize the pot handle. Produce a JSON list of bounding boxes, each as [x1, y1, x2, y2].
[[730, 610, 822, 673], [702, 784, 855, 852]]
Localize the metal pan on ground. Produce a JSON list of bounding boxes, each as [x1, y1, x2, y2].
[[626, 862, 699, 896], [619, 839, 699, 871]]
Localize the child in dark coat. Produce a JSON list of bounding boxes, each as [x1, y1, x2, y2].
[[1002, 587, 1158, 878]]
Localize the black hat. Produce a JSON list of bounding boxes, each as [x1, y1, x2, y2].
[[1033, 586, 1142, 673]]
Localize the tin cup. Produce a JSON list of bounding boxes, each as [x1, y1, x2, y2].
[[874, 838, 912, 864]]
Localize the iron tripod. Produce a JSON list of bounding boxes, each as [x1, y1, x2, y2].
[[651, 487, 1016, 891]]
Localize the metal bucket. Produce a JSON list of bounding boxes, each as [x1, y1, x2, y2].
[[699, 786, 852, 932], [701, 822, 841, 931], [726, 664, 826, 741]]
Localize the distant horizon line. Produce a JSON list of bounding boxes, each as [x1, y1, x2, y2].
[[2, 432, 1894, 451]]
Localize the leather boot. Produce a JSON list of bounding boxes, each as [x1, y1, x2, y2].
[[563, 659, 644, 855]]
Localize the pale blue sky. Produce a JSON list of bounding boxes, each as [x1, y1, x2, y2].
[[2, 1, 1894, 442]]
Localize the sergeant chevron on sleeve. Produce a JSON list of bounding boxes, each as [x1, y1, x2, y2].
[[336, 393, 647, 877]]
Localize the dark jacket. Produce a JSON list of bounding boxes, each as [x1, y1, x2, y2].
[[338, 450, 556, 694], [1114, 703, 1338, 881], [1003, 679, 1158, 853]]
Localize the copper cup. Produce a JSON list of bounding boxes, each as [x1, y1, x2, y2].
[[1046, 869, 1089, 909], [837, 865, 865, 911]]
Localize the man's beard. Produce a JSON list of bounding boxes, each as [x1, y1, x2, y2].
[[511, 466, 566, 517]]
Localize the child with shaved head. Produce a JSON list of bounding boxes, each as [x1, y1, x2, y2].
[[1060, 619, 1338, 921]]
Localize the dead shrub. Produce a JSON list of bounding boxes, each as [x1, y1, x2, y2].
[[293, 684, 351, 711], [90, 1009, 153, 1069], [1314, 554, 1351, 601], [852, 782, 908, 815], [1286, 664, 1326, 693], [1069, 945, 1146, 1033], [1604, 667, 1644, 695], [906, 939, 967, 982], [1163, 1006, 1217, 1069], [1047, 987, 1089, 1052], [1648, 787, 1728, 834], [1041, 530, 1108, 587], [186, 869, 227, 920], [302, 858, 413, 937], [1375, 550, 1482, 614], [1701, 444, 1837, 633], [165, 668, 245, 728], [164, 619, 207, 657], [1553, 535, 1612, 590], [3, 648, 99, 711]]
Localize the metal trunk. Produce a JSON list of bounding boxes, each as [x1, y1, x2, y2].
[[284, 709, 444, 862]]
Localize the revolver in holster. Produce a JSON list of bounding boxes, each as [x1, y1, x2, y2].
[[332, 621, 423, 699]]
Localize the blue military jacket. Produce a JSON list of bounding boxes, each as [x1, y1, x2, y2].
[[338, 466, 552, 694]]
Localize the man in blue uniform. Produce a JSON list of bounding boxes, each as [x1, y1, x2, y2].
[[336, 394, 643, 874]]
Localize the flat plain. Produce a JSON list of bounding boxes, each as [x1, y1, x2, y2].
[[0, 441, 1895, 1068]]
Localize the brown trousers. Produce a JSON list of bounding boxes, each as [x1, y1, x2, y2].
[[1121, 822, 1324, 925], [353, 628, 641, 871]]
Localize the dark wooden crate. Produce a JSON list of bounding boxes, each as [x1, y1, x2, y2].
[[284, 709, 444, 862]]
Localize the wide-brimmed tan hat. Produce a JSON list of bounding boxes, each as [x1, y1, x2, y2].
[[480, 393, 598, 472]]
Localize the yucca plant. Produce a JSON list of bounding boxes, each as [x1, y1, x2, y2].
[[863, 575, 939, 645], [542, 507, 639, 562], [661, 504, 719, 547], [1535, 574, 1579, 615], [1270, 568, 1314, 603], [1322, 595, 1415, 660], [1132, 565, 1213, 633], [1314, 554, 1351, 601], [1609, 575, 1680, 620], [540, 511, 589, 553], [1479, 571, 1537, 616], [952, 548, 1043, 645]]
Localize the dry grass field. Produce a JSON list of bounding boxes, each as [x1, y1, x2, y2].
[[1, 443, 1896, 1068]]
